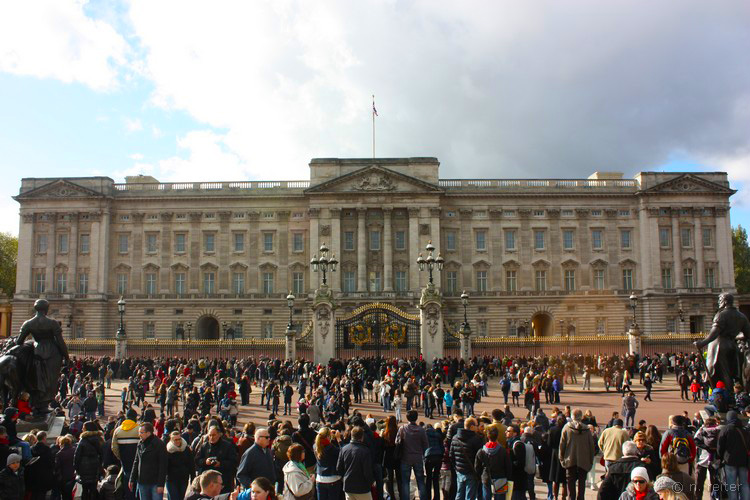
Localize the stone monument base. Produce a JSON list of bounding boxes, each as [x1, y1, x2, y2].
[[17, 413, 65, 443]]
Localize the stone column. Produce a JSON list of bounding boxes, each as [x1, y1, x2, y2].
[[159, 212, 173, 293], [429, 208, 442, 288], [96, 210, 110, 296], [330, 208, 342, 292], [69, 213, 79, 295], [357, 208, 367, 292], [419, 284, 443, 362], [17, 213, 35, 294], [672, 212, 682, 288], [408, 208, 421, 291], [715, 207, 733, 288], [694, 211, 704, 287], [285, 325, 296, 361], [309, 208, 320, 289], [46, 213, 57, 290], [312, 285, 336, 365], [383, 208, 393, 291]]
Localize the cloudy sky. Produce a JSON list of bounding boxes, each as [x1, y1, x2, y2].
[[1, 0, 749, 236]]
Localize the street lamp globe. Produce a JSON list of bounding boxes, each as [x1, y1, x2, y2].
[[629, 292, 638, 310], [287, 291, 295, 309], [461, 290, 469, 306], [117, 297, 126, 314], [416, 253, 425, 271]]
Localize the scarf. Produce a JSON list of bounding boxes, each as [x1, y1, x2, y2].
[[319, 438, 331, 448], [485, 442, 498, 449], [294, 461, 310, 477], [635, 489, 648, 500]]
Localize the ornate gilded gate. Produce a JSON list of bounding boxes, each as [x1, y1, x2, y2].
[[336, 303, 421, 359]]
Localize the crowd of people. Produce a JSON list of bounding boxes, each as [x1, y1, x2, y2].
[[0, 351, 747, 499]]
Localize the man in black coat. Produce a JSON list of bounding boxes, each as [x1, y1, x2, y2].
[[0, 453, 24, 500], [236, 428, 275, 488], [194, 424, 238, 493], [449, 416, 486, 499], [597, 441, 644, 498], [27, 431, 55, 499], [129, 422, 168, 499], [337, 426, 374, 496], [718, 410, 750, 497]]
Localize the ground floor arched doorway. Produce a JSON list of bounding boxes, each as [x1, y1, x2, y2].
[[531, 313, 553, 337], [196, 316, 220, 339]]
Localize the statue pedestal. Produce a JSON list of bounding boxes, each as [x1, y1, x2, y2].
[[628, 325, 642, 357], [312, 285, 335, 365], [115, 336, 128, 359], [459, 324, 472, 360], [285, 327, 296, 361], [419, 283, 444, 362], [18, 412, 64, 443]]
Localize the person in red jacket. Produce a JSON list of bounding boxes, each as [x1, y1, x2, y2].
[[16, 393, 32, 420]]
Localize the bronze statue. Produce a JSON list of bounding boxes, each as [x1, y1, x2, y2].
[[695, 293, 750, 389], [12, 299, 69, 414]]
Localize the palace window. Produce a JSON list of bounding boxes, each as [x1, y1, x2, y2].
[[292, 233, 304, 252], [369, 271, 382, 292], [592, 230, 603, 250], [661, 267, 673, 289], [683, 267, 694, 289], [564, 269, 576, 291], [263, 233, 274, 252], [370, 231, 381, 251], [34, 270, 46, 293], [506, 270, 517, 292], [262, 272, 274, 294], [118, 234, 129, 253], [505, 230, 516, 251], [593, 269, 605, 290], [534, 230, 545, 250], [116, 273, 128, 295], [344, 231, 354, 251], [622, 269, 633, 290], [702, 227, 713, 247], [445, 271, 457, 293], [705, 267, 715, 288], [342, 271, 355, 292], [444, 231, 455, 252], [204, 233, 215, 253], [55, 270, 67, 293], [175, 273, 186, 295], [681, 228, 693, 248], [476, 271, 488, 292], [146, 234, 158, 253], [175, 233, 186, 253], [145, 273, 157, 295], [234, 233, 245, 252], [475, 230, 487, 251], [620, 230, 631, 249], [535, 270, 547, 291], [233, 272, 245, 294], [659, 228, 671, 248], [144, 322, 155, 339], [57, 233, 69, 254], [203, 272, 215, 295], [79, 234, 90, 254], [563, 230, 574, 250], [292, 272, 304, 295], [36, 234, 48, 253], [78, 272, 88, 294], [395, 271, 408, 292]]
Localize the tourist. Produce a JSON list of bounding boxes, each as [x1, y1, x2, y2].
[[130, 422, 168, 500], [659, 415, 696, 475], [632, 431, 660, 481], [424, 422, 445, 500], [314, 427, 342, 500], [167, 431, 195, 500], [558, 408, 596, 500], [622, 391, 639, 429], [506, 425, 528, 500], [693, 416, 720, 500], [381, 416, 399, 500], [598, 418, 629, 469], [237, 428, 275, 488], [282, 444, 314, 500], [654, 453, 695, 500], [598, 441, 645, 498], [194, 424, 239, 493], [75, 421, 104, 500], [548, 415, 568, 499], [617, 467, 658, 500], [0, 454, 24, 500], [337, 426, 374, 500], [475, 426, 511, 500], [717, 410, 750, 500], [450, 416, 484, 500], [397, 409, 429, 500]]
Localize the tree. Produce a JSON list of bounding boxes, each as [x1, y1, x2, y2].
[[734, 225, 750, 294], [0, 232, 17, 297]]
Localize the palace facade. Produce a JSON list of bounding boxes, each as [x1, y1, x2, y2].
[[11, 158, 736, 341]]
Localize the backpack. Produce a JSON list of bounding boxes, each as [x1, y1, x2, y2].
[[523, 441, 536, 475], [669, 434, 691, 464]]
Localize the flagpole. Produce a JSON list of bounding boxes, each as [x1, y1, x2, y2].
[[372, 94, 375, 158]]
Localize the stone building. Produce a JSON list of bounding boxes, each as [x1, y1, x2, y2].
[[10, 158, 736, 343]]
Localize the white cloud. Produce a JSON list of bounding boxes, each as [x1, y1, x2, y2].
[[0, 0, 129, 91], [151, 125, 163, 138], [129, 153, 144, 160], [124, 118, 143, 132]]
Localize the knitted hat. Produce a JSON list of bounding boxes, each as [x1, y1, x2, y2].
[[6, 453, 21, 466], [630, 467, 649, 482], [126, 409, 138, 421], [653, 475, 678, 492]]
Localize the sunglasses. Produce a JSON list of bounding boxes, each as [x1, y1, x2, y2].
[[632, 479, 646, 484]]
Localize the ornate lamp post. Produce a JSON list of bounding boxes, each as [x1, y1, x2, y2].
[[115, 297, 127, 359], [416, 241, 444, 285], [629, 293, 638, 328], [310, 243, 338, 286], [459, 290, 472, 360], [285, 291, 296, 361]]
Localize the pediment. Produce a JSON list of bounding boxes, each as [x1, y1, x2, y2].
[[639, 174, 735, 196], [14, 179, 107, 200], [305, 166, 442, 194], [561, 258, 579, 268], [502, 259, 520, 268], [590, 258, 609, 268]]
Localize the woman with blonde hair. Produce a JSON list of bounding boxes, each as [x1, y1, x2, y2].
[[314, 427, 342, 500]]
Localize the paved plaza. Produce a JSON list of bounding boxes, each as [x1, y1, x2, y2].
[[99, 371, 707, 499]]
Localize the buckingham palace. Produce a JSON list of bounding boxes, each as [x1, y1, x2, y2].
[[9, 157, 737, 345]]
